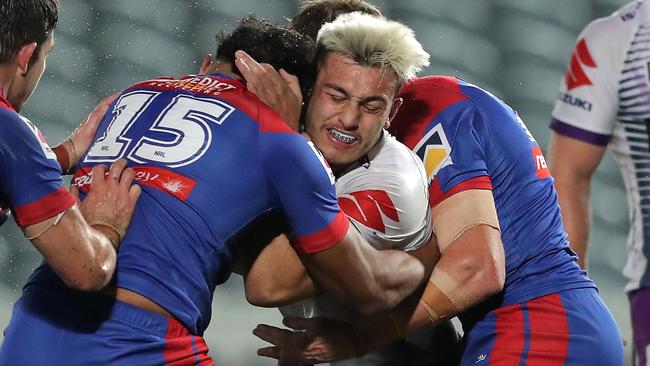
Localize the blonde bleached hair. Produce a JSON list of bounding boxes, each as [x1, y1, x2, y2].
[[316, 12, 430, 83]]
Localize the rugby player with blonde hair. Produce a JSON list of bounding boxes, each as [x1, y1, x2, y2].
[[237, 11, 462, 365], [237, 3, 625, 365]]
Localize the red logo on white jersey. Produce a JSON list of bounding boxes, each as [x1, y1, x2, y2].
[[532, 146, 550, 179], [338, 190, 399, 233], [565, 38, 598, 91]]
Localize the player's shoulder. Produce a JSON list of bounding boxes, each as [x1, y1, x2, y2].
[[0, 108, 36, 138], [339, 131, 426, 192], [400, 76, 505, 116], [372, 132, 425, 179], [580, 1, 646, 49]]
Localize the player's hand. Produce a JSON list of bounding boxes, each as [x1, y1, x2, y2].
[[234, 50, 302, 131], [59, 93, 118, 170], [254, 317, 360, 364], [73, 158, 141, 248]]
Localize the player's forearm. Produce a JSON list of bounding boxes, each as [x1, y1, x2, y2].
[[367, 249, 427, 314], [245, 234, 317, 307], [353, 228, 503, 355], [553, 174, 591, 268], [31, 207, 118, 291], [303, 227, 426, 316]]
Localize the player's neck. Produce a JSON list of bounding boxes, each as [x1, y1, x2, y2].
[[203, 60, 242, 82], [0, 63, 17, 100]]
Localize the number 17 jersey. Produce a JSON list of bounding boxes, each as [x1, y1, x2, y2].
[[25, 73, 349, 336]]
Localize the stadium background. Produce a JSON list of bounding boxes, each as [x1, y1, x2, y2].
[[0, 0, 634, 364]]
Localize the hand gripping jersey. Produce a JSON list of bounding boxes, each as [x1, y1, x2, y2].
[[551, 0, 650, 293], [390, 76, 595, 321], [23, 73, 349, 336], [281, 130, 434, 366], [0, 90, 74, 230]]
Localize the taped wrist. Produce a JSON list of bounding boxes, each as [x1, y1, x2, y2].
[[52, 139, 78, 175], [419, 269, 464, 325], [91, 222, 124, 248]]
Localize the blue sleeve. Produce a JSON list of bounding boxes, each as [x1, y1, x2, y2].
[[414, 105, 492, 205], [261, 133, 349, 254], [0, 110, 73, 227]]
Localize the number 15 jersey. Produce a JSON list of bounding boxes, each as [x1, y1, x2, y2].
[[25, 73, 349, 336]]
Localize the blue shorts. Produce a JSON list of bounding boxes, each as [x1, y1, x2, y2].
[[461, 288, 623, 366], [0, 285, 213, 366]]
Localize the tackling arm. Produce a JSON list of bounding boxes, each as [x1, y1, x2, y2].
[[548, 132, 606, 269], [25, 160, 140, 291], [301, 224, 426, 316], [244, 233, 317, 307]]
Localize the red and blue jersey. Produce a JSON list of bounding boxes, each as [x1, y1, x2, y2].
[[0, 90, 74, 229], [24, 73, 349, 335], [389, 76, 595, 313]]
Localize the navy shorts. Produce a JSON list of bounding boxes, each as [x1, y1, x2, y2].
[[0, 286, 213, 366], [460, 288, 623, 366]]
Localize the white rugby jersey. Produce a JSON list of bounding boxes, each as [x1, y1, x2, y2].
[[281, 130, 435, 366], [551, 0, 650, 292]]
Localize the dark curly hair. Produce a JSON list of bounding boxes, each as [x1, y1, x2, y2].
[[0, 0, 58, 64], [290, 0, 381, 41], [215, 16, 316, 99]]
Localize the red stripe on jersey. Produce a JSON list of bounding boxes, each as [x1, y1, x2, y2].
[[525, 293, 569, 365], [429, 176, 492, 207], [126, 75, 296, 134], [339, 190, 399, 233], [488, 303, 526, 364], [13, 187, 74, 227], [390, 76, 467, 150], [74, 165, 196, 201], [0, 89, 16, 112], [292, 210, 350, 254]]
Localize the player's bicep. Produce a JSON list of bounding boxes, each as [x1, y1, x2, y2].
[[548, 131, 606, 181], [244, 233, 317, 307], [0, 116, 73, 228], [431, 188, 500, 252]]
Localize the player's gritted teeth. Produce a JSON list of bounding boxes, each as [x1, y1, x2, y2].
[[328, 128, 358, 144]]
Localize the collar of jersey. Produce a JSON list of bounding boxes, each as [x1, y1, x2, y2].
[[208, 72, 237, 80]]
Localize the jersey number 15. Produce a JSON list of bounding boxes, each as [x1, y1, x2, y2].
[[84, 90, 234, 167]]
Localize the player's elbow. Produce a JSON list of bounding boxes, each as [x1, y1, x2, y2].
[[352, 291, 391, 316], [245, 283, 286, 308], [461, 243, 505, 300], [475, 256, 505, 298], [62, 264, 113, 292]]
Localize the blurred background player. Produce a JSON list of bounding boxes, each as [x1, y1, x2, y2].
[[0, 16, 427, 365], [549, 1, 650, 365], [238, 5, 625, 366], [238, 10, 463, 366], [0, 0, 139, 292]]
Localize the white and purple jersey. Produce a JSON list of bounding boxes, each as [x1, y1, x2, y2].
[[0, 90, 74, 231], [551, 0, 650, 292], [281, 130, 433, 366]]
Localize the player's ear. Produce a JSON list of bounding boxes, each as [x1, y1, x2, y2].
[[16, 43, 38, 76], [199, 54, 213, 74], [386, 97, 403, 129]]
